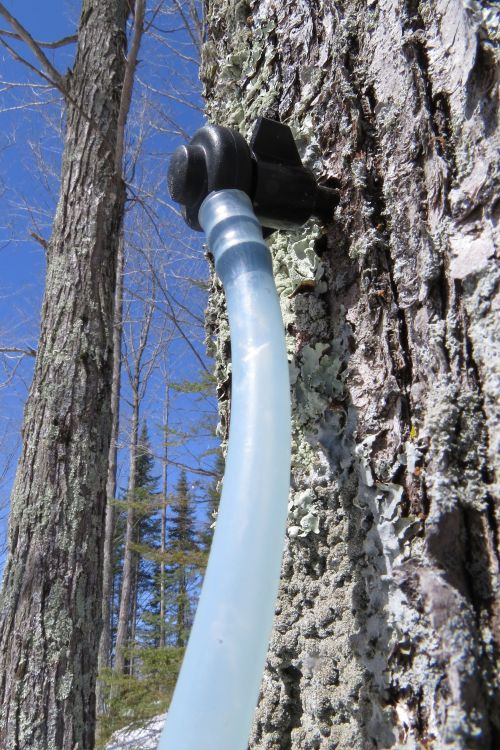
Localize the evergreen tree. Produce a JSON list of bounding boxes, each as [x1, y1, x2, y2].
[[97, 423, 175, 747], [96, 645, 184, 748], [166, 470, 200, 647], [135, 422, 158, 493], [110, 509, 126, 663], [107, 423, 160, 675], [131, 422, 162, 650], [98, 437, 219, 746], [199, 450, 224, 558]]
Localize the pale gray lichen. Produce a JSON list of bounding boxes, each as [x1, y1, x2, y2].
[[289, 114, 325, 173], [203, 12, 279, 129], [271, 221, 324, 299], [293, 343, 344, 429], [288, 488, 320, 538]]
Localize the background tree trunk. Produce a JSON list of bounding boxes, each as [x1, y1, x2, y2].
[[97, 233, 125, 714], [0, 2, 129, 748], [202, 1, 499, 748], [129, 556, 139, 675], [114, 389, 140, 676], [114, 292, 155, 675], [160, 381, 170, 649]]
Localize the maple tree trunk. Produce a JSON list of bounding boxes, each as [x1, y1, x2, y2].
[[203, 1, 499, 748], [0, 2, 129, 748]]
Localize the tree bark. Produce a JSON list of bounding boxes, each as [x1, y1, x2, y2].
[[0, 2, 129, 748], [203, 1, 499, 748]]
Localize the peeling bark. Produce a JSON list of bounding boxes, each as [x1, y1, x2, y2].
[[0, 2, 129, 748], [203, 1, 499, 748]]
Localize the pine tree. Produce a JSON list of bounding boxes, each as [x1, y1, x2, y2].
[[96, 423, 169, 747], [199, 450, 224, 558], [113, 422, 162, 663], [132, 422, 162, 650], [98, 434, 218, 747], [135, 422, 158, 494], [166, 470, 200, 647]]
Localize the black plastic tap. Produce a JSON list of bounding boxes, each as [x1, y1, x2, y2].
[[168, 117, 339, 234]]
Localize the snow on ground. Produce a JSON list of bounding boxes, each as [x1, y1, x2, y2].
[[104, 714, 166, 750]]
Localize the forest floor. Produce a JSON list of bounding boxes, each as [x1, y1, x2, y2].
[[104, 714, 165, 750]]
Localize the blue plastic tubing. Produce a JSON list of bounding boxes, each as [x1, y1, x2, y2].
[[157, 189, 291, 749]]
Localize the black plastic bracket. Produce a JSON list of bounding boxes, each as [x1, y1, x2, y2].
[[168, 117, 339, 234]]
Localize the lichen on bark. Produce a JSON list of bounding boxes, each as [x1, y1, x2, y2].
[[203, 1, 499, 748]]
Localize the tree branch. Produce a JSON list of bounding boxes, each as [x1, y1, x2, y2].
[[136, 75, 203, 111], [0, 34, 61, 91], [171, 0, 200, 53], [0, 4, 66, 91], [30, 231, 48, 250], [115, 0, 146, 175], [0, 347, 36, 357], [0, 28, 77, 49], [0, 7, 118, 161]]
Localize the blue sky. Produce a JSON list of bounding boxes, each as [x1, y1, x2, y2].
[[0, 1, 215, 573]]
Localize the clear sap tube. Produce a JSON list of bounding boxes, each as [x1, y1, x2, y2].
[[157, 190, 291, 750]]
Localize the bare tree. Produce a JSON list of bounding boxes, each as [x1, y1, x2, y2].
[[94, 0, 208, 711], [159, 366, 170, 649], [96, 0, 146, 709], [0, 2, 137, 747], [114, 279, 159, 676], [96, 233, 125, 715], [202, 2, 499, 749]]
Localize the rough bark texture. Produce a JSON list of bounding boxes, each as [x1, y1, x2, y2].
[[0, 2, 129, 748], [202, 1, 499, 748]]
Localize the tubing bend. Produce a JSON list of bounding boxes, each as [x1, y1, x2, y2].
[[158, 189, 291, 750]]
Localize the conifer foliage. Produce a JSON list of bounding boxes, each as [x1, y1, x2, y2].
[[97, 430, 213, 747], [165, 470, 201, 647], [128, 423, 162, 652]]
